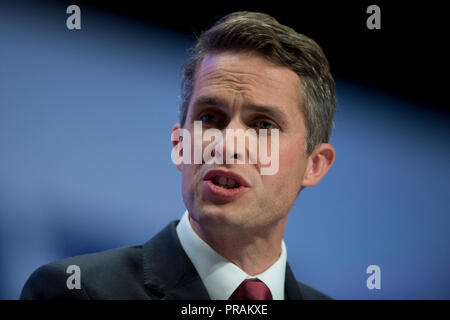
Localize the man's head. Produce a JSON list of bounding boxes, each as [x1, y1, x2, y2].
[[172, 12, 336, 237], [180, 11, 336, 156]]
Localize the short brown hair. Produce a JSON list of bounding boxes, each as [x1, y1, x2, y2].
[[180, 11, 336, 155]]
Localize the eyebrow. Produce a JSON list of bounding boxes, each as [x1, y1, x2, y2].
[[194, 96, 220, 105], [192, 95, 289, 127], [244, 104, 288, 127], [192, 96, 223, 109]]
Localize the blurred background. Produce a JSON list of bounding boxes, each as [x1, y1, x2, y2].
[[0, 0, 449, 299]]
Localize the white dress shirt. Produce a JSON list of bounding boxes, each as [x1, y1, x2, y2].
[[176, 210, 287, 300]]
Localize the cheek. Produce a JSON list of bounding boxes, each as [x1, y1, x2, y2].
[[275, 142, 307, 188], [180, 167, 189, 197], [259, 143, 306, 214], [181, 164, 200, 210], [181, 165, 194, 194], [181, 163, 197, 183], [181, 163, 204, 192]]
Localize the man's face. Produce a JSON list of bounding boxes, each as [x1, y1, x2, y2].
[[177, 51, 311, 234]]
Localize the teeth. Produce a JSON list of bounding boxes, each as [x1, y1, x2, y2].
[[226, 178, 236, 188], [219, 176, 227, 186], [213, 176, 238, 189]]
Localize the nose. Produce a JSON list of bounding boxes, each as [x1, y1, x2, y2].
[[210, 119, 254, 164]]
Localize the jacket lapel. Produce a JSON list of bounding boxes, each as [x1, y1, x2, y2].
[[284, 263, 304, 300], [142, 220, 210, 300], [142, 220, 304, 300]]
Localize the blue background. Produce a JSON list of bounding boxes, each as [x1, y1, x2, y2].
[[1, 2, 449, 299]]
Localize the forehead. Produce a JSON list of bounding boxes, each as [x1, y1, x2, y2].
[[192, 51, 302, 109]]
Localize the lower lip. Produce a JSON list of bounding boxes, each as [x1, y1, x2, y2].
[[203, 180, 249, 200]]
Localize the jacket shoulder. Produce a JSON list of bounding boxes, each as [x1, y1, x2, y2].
[[297, 281, 333, 300], [20, 262, 90, 299], [20, 245, 143, 300]]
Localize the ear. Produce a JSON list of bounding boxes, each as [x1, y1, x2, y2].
[[171, 123, 183, 172], [301, 143, 335, 187]]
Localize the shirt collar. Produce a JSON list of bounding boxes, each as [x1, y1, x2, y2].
[[176, 210, 287, 300]]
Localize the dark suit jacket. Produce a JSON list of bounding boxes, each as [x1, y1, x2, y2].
[[20, 220, 331, 300]]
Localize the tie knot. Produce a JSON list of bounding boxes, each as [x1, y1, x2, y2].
[[229, 279, 273, 300]]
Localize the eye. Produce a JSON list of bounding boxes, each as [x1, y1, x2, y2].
[[200, 113, 216, 123], [198, 111, 227, 129], [255, 120, 276, 130]]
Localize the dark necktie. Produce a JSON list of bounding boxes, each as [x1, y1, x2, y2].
[[229, 279, 273, 300]]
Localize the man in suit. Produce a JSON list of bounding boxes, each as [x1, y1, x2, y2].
[[21, 11, 336, 300]]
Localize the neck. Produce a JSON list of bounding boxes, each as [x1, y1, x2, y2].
[[188, 215, 287, 276]]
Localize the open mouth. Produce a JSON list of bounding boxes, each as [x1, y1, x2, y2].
[[211, 176, 240, 189], [203, 169, 248, 188], [202, 169, 249, 198]]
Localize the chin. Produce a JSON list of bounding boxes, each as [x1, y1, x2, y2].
[[197, 202, 234, 219], [194, 202, 254, 229]]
